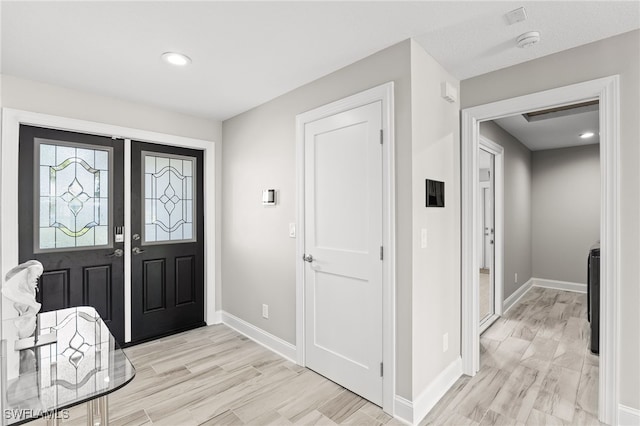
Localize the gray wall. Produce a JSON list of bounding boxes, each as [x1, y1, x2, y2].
[[222, 40, 415, 398], [222, 39, 464, 402], [532, 144, 600, 284], [462, 29, 640, 411], [480, 121, 532, 299]]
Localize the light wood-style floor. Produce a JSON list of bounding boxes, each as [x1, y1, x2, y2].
[[33, 325, 401, 426], [422, 287, 601, 426], [32, 287, 599, 425]]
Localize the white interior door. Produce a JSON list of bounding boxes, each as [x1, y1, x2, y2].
[[304, 101, 383, 405]]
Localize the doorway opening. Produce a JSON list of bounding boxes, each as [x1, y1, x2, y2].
[[478, 100, 601, 422], [461, 76, 620, 424]]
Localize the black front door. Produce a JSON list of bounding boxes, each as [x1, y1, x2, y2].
[[130, 141, 205, 342], [18, 125, 125, 342]]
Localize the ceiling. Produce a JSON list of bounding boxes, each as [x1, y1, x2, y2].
[[493, 107, 599, 151], [1, 1, 638, 121]]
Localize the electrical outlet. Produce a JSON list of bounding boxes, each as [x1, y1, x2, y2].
[[421, 228, 428, 248], [443, 333, 449, 352], [515, 273, 518, 283], [262, 304, 269, 319], [289, 223, 296, 238]]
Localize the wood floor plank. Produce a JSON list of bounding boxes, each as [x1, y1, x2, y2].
[[293, 409, 337, 425], [198, 410, 244, 426], [318, 390, 368, 424], [576, 365, 599, 416], [276, 375, 344, 422], [488, 365, 543, 422], [525, 408, 567, 426], [452, 368, 511, 422], [479, 409, 524, 426], [533, 365, 581, 422], [357, 402, 393, 424]]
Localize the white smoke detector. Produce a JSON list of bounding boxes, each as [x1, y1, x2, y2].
[[516, 31, 541, 48]]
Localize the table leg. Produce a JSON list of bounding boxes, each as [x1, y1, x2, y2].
[[86, 395, 109, 426], [46, 416, 61, 426]]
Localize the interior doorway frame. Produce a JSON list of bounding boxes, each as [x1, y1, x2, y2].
[[295, 82, 396, 413], [478, 137, 504, 334], [0, 108, 218, 343], [461, 75, 620, 425]]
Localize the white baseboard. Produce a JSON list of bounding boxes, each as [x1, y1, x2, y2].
[[503, 278, 533, 313], [619, 404, 640, 426], [394, 357, 463, 425], [532, 278, 587, 294], [221, 311, 297, 363], [207, 310, 223, 325], [393, 396, 413, 425]]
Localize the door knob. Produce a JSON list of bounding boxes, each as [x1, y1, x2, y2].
[[302, 254, 314, 263], [132, 247, 146, 255], [107, 249, 124, 258]]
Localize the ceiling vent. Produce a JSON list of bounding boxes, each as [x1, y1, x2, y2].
[[523, 100, 599, 122], [516, 31, 540, 48], [505, 7, 527, 25]]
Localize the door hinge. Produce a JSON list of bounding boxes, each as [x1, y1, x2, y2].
[[379, 129, 383, 145], [380, 362, 384, 377], [380, 246, 383, 260]]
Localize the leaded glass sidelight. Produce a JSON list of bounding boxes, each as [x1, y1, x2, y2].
[[36, 139, 112, 251], [142, 152, 196, 244]]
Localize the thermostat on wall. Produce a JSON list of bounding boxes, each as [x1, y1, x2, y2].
[[262, 189, 276, 205]]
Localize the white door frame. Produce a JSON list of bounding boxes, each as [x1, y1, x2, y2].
[[0, 108, 217, 343], [478, 137, 504, 334], [295, 82, 396, 413], [461, 76, 620, 425]]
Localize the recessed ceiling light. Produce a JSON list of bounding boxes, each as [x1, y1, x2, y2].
[[161, 52, 191, 66], [580, 132, 595, 139]]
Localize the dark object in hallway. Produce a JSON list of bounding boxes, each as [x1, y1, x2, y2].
[[587, 243, 600, 355]]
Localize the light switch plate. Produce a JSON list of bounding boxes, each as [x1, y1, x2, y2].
[[289, 223, 296, 238], [421, 229, 428, 248]]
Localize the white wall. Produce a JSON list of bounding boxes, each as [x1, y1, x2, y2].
[[532, 144, 600, 284], [461, 29, 640, 412], [409, 40, 461, 397], [221, 40, 415, 398], [480, 121, 532, 299]]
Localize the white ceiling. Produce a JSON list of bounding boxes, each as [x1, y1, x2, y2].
[[493, 108, 599, 151], [1, 1, 638, 121]]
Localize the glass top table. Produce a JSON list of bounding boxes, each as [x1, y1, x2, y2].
[[1, 306, 135, 425]]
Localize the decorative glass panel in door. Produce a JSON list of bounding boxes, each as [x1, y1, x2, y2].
[[18, 126, 125, 343], [35, 139, 112, 252], [142, 152, 196, 244]]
